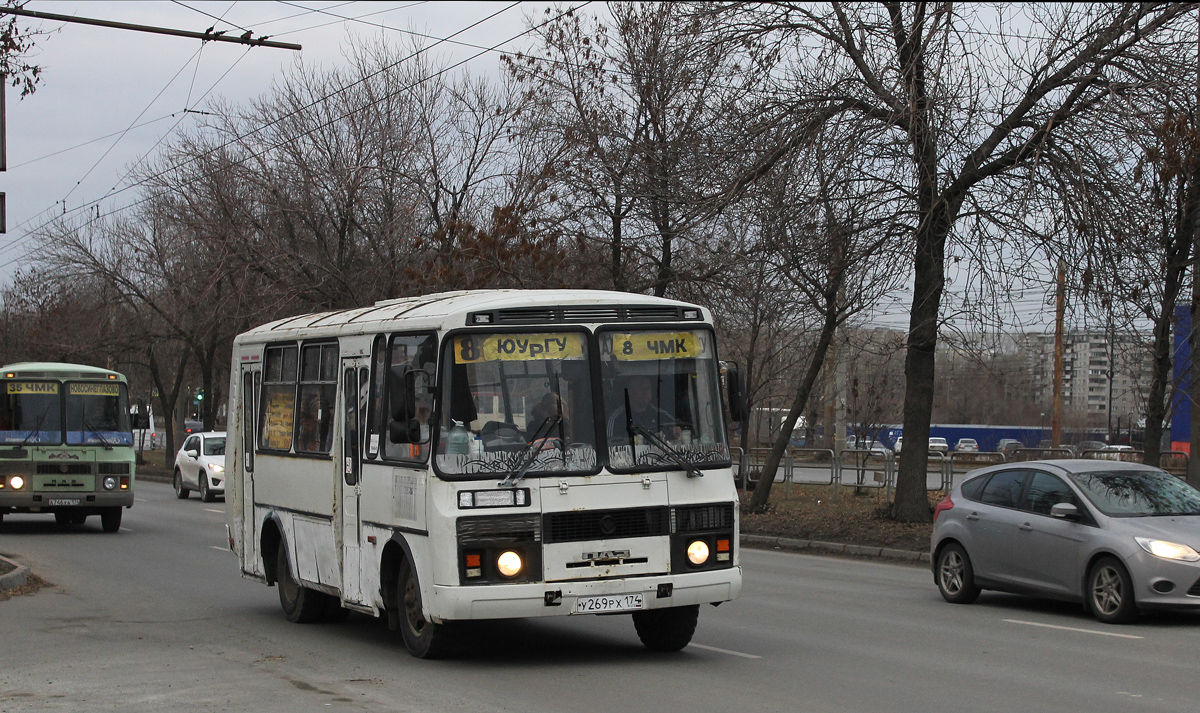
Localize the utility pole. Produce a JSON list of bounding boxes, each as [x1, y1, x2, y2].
[[1189, 6, 1200, 488], [1051, 257, 1067, 447]]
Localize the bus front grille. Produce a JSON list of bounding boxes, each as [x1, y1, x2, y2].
[[543, 507, 669, 543], [457, 514, 541, 544], [97, 463, 130, 474], [37, 464, 92, 475], [675, 503, 734, 533]]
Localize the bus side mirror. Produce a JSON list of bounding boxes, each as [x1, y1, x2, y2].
[[724, 362, 747, 423], [388, 419, 424, 444]]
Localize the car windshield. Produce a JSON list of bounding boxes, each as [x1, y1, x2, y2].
[[437, 331, 598, 476], [203, 436, 226, 456], [1068, 470, 1200, 517], [599, 329, 729, 470], [0, 381, 63, 445], [65, 382, 133, 446]]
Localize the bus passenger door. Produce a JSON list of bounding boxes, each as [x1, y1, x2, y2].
[[238, 363, 260, 577], [339, 359, 368, 604]]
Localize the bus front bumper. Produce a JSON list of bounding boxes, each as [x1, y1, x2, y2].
[[429, 566, 742, 622]]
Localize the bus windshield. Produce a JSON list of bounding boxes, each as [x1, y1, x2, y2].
[[0, 381, 63, 445], [599, 329, 729, 470], [65, 382, 133, 446], [437, 331, 597, 476]]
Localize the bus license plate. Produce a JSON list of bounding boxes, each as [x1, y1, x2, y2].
[[573, 593, 644, 614], [48, 499, 81, 506]]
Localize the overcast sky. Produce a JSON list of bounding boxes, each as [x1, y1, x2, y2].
[[0, 1, 1076, 335], [0, 0, 552, 281]]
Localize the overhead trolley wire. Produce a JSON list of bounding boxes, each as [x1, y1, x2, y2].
[[0, 2, 589, 273]]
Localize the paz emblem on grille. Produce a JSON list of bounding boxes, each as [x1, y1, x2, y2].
[[599, 515, 617, 537]]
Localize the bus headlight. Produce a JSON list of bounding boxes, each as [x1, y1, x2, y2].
[[103, 476, 117, 490], [496, 550, 523, 577], [9, 475, 24, 490], [687, 540, 710, 565]]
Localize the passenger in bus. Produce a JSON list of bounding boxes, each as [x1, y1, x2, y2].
[[606, 374, 676, 444], [527, 392, 567, 441]]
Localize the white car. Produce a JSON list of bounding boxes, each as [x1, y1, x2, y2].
[[174, 431, 226, 502], [894, 436, 903, 453], [928, 437, 949, 453], [954, 438, 979, 452]]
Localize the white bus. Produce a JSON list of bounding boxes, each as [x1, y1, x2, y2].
[[226, 290, 745, 657]]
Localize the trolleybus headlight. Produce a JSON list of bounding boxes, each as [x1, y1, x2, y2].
[[496, 550, 523, 577], [687, 540, 710, 565], [103, 476, 117, 490], [9, 475, 24, 490]]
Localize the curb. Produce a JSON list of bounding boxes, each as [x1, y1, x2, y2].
[[0, 554, 30, 591], [741, 534, 931, 563]]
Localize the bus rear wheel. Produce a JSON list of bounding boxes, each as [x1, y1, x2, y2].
[[276, 546, 328, 623], [100, 507, 122, 533], [398, 558, 449, 659], [632, 605, 699, 652]]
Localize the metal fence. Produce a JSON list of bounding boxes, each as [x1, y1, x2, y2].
[[731, 444, 1194, 497]]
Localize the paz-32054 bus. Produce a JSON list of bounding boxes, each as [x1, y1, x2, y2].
[[226, 290, 745, 657], [0, 362, 135, 532]]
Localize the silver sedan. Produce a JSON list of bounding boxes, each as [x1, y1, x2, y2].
[[931, 460, 1200, 623]]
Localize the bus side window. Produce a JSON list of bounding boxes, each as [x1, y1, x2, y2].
[[365, 335, 385, 459], [382, 333, 437, 462], [260, 345, 298, 452]]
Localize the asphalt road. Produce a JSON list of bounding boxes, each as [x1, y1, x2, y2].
[[2, 481, 1198, 712]]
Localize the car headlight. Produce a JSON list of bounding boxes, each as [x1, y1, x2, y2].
[[103, 476, 117, 490], [1135, 537, 1200, 562], [210, 464, 224, 473], [687, 539, 710, 565], [9, 475, 24, 490], [496, 550, 523, 577]]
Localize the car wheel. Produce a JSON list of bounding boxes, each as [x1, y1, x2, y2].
[[174, 470, 190, 499], [632, 605, 700, 652], [1088, 556, 1138, 624], [398, 558, 450, 658], [100, 507, 122, 533], [199, 472, 215, 503], [936, 542, 981, 604], [276, 545, 328, 623]]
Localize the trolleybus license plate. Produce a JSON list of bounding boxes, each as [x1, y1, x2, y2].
[[48, 499, 81, 506], [573, 593, 644, 613]]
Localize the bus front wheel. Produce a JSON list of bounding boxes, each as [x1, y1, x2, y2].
[[632, 605, 699, 652], [100, 507, 122, 533], [276, 546, 327, 624], [398, 558, 449, 659]]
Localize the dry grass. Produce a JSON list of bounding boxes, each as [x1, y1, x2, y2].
[[740, 484, 937, 552]]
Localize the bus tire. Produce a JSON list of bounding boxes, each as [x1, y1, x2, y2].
[[55, 511, 72, 527], [398, 558, 449, 658], [100, 507, 122, 533], [174, 470, 190, 499], [70, 513, 87, 525], [199, 472, 215, 503], [276, 546, 327, 623], [632, 605, 699, 652]]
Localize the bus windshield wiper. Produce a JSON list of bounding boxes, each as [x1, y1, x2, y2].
[[624, 390, 702, 478], [499, 415, 562, 488], [83, 418, 115, 449], [19, 414, 46, 446]]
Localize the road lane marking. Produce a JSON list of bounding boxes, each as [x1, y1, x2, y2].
[[204, 509, 223, 513], [209, 546, 228, 551], [136, 498, 149, 503], [120, 527, 133, 532], [1004, 618, 1143, 639], [690, 643, 762, 659]]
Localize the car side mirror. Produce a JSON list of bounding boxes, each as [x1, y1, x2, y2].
[[1050, 502, 1079, 520], [186, 449, 199, 459]]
